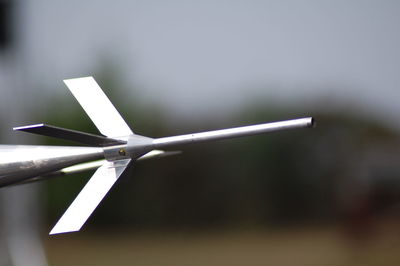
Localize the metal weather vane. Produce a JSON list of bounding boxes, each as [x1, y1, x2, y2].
[[0, 77, 314, 235]]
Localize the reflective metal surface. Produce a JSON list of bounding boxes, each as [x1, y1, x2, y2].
[[17, 150, 181, 185], [152, 117, 314, 149], [0, 145, 103, 187]]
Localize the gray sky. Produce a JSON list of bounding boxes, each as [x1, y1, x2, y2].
[[8, 0, 400, 121]]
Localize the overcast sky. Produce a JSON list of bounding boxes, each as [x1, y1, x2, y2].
[[3, 0, 400, 123]]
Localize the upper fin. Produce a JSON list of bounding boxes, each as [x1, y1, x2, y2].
[[64, 77, 133, 139]]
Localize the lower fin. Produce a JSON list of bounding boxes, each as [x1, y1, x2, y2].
[[50, 159, 131, 235]]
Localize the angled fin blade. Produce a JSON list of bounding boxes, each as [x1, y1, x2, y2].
[[13, 124, 126, 147], [64, 77, 133, 138], [50, 159, 131, 235]]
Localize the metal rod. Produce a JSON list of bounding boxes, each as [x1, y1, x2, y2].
[[152, 117, 314, 149]]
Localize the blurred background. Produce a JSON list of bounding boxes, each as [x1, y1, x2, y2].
[[1, 0, 400, 265]]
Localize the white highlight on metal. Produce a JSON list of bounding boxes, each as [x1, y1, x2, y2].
[[57, 150, 176, 175], [0, 145, 103, 165], [153, 117, 313, 148], [139, 150, 164, 159], [60, 160, 105, 174], [13, 124, 44, 131], [64, 77, 133, 138], [49, 159, 131, 235]]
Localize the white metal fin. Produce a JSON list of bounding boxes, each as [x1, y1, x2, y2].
[[49, 159, 131, 235], [64, 77, 133, 138]]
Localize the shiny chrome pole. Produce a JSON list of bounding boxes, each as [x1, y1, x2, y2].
[[152, 117, 314, 149]]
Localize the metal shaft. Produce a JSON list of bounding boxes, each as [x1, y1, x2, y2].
[[152, 117, 314, 149]]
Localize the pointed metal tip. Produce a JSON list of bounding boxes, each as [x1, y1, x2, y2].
[[49, 223, 82, 235], [310, 117, 316, 128], [49, 228, 79, 236]]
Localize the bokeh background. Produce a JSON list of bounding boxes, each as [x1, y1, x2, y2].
[[1, 1, 400, 265]]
